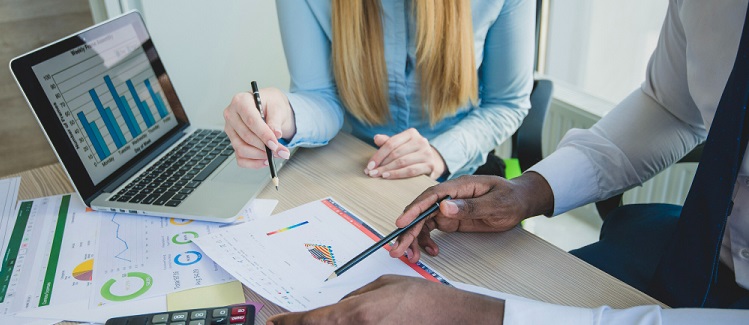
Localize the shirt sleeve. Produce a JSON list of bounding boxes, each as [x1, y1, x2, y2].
[[527, 0, 706, 215], [429, 0, 534, 178], [275, 0, 344, 148], [503, 297, 749, 325]]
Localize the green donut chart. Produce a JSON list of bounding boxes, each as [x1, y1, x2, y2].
[[100, 272, 153, 301], [171, 231, 199, 244]]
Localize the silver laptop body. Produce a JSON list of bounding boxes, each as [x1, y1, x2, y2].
[[9, 11, 281, 223]]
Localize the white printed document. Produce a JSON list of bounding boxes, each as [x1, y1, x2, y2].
[[89, 213, 236, 308], [193, 198, 449, 312]]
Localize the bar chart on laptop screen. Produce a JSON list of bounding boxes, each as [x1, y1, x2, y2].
[[31, 24, 178, 184]]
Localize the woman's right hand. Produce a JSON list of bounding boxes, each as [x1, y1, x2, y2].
[[223, 87, 296, 169]]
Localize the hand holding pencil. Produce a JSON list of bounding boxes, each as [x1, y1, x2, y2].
[[223, 83, 296, 174], [389, 174, 550, 263]]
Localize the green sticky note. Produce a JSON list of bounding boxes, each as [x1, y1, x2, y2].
[[503, 158, 521, 179]]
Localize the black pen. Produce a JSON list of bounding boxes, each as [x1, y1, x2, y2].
[[325, 195, 452, 281], [251, 81, 279, 190]]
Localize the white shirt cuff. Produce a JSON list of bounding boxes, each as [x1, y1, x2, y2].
[[527, 146, 600, 216]]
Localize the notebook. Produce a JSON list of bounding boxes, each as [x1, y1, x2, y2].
[[9, 11, 284, 223]]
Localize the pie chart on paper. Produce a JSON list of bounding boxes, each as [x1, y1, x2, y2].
[[73, 259, 94, 281]]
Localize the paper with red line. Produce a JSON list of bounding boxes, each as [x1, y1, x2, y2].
[[192, 197, 450, 311]]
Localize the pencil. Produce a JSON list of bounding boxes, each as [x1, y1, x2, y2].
[[325, 195, 452, 281], [250, 81, 279, 190]]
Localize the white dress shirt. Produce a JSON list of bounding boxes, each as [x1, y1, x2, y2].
[[519, 0, 749, 323]]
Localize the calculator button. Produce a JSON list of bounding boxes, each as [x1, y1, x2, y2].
[[127, 316, 149, 325], [152, 313, 169, 323], [212, 308, 229, 317], [210, 317, 228, 325], [230, 315, 246, 324], [189, 321, 206, 325], [230, 307, 246, 316], [191, 310, 207, 319], [172, 312, 188, 321], [169, 322, 186, 325]]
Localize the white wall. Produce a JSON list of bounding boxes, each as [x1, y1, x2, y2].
[[545, 0, 668, 105], [91, 0, 291, 128]]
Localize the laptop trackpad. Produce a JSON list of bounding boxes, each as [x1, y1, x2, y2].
[[211, 160, 268, 184]]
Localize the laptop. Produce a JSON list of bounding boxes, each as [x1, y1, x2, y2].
[[9, 11, 285, 223]]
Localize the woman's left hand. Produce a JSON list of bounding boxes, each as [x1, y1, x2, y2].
[[364, 128, 447, 180]]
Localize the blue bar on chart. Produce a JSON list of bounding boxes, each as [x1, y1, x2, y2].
[[89, 89, 125, 149], [104, 75, 140, 139], [77, 112, 110, 160], [144, 79, 168, 118], [103, 106, 126, 147], [126, 80, 155, 127], [120, 96, 144, 133]]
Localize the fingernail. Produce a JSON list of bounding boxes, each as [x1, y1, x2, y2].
[[425, 246, 435, 255], [369, 169, 379, 176], [274, 128, 282, 138], [382, 172, 390, 178], [278, 150, 290, 159], [367, 161, 376, 170], [264, 160, 269, 166], [406, 248, 413, 257], [266, 140, 278, 151], [443, 200, 459, 215], [364, 169, 369, 174]]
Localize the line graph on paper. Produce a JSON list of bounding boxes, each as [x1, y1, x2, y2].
[[96, 213, 155, 274], [111, 215, 132, 262]]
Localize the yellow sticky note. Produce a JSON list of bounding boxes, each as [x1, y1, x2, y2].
[[167, 281, 245, 311]]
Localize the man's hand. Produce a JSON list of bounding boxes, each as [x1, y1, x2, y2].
[[266, 275, 505, 325], [363, 128, 447, 180], [390, 173, 554, 263]]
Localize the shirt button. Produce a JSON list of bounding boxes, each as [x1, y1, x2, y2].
[[744, 177, 749, 187], [741, 248, 749, 259]]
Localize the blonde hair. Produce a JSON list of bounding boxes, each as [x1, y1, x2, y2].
[[332, 0, 478, 125]]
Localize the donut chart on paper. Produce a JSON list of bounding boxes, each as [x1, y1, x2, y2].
[[100, 271, 153, 301], [174, 251, 203, 266], [171, 231, 199, 244]]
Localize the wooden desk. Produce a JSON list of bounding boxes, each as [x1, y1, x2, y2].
[[8, 133, 665, 324]]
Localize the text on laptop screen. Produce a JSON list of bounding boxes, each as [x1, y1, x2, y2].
[[31, 24, 178, 185]]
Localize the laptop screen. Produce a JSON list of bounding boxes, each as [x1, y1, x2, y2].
[[31, 22, 179, 184], [11, 12, 189, 200]]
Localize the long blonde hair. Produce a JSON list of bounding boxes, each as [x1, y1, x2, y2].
[[332, 0, 478, 125]]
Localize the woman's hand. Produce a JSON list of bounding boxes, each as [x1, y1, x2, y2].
[[266, 275, 505, 325], [364, 128, 447, 180], [389, 173, 554, 263], [223, 87, 296, 168]]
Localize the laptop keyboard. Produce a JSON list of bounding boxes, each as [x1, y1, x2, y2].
[[108, 129, 234, 207]]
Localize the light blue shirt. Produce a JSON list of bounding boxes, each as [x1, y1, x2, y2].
[[276, 0, 534, 178]]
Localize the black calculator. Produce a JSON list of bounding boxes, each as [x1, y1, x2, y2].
[[104, 304, 255, 325]]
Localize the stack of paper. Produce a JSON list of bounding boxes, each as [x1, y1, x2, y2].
[[0, 177, 276, 324]]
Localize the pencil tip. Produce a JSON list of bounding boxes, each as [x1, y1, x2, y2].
[[271, 177, 279, 190], [325, 273, 337, 282]]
